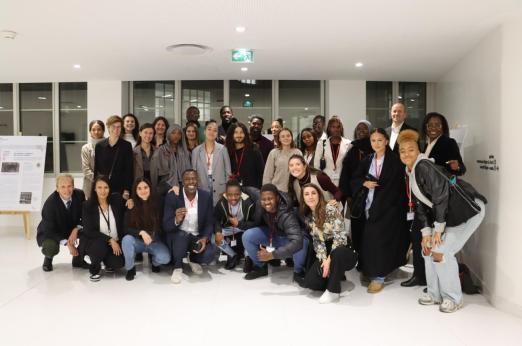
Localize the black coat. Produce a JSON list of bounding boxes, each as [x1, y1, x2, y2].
[[94, 138, 134, 194], [36, 189, 85, 246], [350, 149, 410, 277], [339, 137, 374, 199], [81, 193, 127, 242], [386, 123, 417, 154], [422, 135, 466, 176], [229, 146, 264, 189], [214, 193, 257, 233]]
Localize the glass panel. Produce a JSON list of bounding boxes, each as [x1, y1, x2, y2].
[[366, 81, 393, 129], [133, 81, 175, 125], [19, 83, 53, 172], [181, 80, 223, 123], [279, 80, 321, 138], [59, 82, 88, 172], [230, 80, 272, 130], [398, 82, 427, 131], [0, 84, 14, 135]]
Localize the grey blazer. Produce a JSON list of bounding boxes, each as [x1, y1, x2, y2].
[[192, 142, 231, 205]]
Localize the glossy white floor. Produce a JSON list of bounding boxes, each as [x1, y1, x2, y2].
[[1, 227, 521, 346]]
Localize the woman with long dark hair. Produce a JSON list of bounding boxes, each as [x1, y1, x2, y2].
[[184, 121, 200, 154], [81, 176, 127, 282], [225, 122, 264, 189], [121, 178, 170, 280], [300, 127, 318, 167], [82, 120, 105, 199], [133, 123, 155, 182], [122, 113, 140, 148], [398, 130, 486, 313], [299, 183, 357, 303], [152, 116, 170, 148], [350, 128, 410, 293]]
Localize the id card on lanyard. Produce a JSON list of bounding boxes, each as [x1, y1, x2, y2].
[[266, 215, 276, 253], [405, 174, 415, 221]]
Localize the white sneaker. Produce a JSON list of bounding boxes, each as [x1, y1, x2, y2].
[[440, 299, 463, 313], [189, 262, 203, 275], [418, 292, 441, 305], [319, 290, 340, 304], [171, 268, 183, 284]]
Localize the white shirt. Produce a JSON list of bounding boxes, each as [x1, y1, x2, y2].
[[99, 206, 118, 240], [319, 132, 327, 141], [180, 190, 199, 236], [424, 136, 441, 157], [389, 122, 404, 150], [60, 197, 72, 209]]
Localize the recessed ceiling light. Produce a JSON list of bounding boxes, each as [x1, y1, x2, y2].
[[244, 93, 250, 97], [38, 97, 47, 100], [73, 64, 81, 69], [304, 107, 309, 111], [166, 44, 212, 55], [241, 67, 248, 72], [1, 30, 17, 39], [235, 26, 246, 33], [355, 62, 364, 68], [76, 105, 82, 108]]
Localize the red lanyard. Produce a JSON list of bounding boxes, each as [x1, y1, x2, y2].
[[205, 145, 214, 172], [234, 148, 245, 177], [374, 155, 382, 179], [405, 174, 413, 211], [267, 214, 276, 246], [331, 143, 341, 170]]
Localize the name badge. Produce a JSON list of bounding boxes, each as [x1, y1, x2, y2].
[[266, 246, 275, 253], [407, 211, 415, 221], [331, 172, 340, 180], [230, 239, 237, 247]]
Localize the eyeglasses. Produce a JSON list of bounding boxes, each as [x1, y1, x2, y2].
[[426, 124, 442, 129]]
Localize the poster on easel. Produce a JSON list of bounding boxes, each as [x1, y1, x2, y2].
[[0, 136, 47, 212]]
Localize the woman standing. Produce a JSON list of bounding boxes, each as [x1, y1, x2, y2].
[[151, 124, 192, 195], [288, 154, 342, 205], [398, 129, 486, 313], [94, 115, 134, 200], [262, 128, 302, 192], [121, 113, 139, 148], [133, 123, 155, 182], [81, 176, 126, 282], [81, 120, 105, 199], [121, 178, 171, 280], [314, 116, 352, 186], [299, 184, 357, 303], [300, 127, 318, 167], [184, 121, 200, 154], [152, 116, 169, 148], [225, 122, 264, 189], [192, 120, 232, 205], [270, 119, 283, 148], [421, 112, 466, 176], [350, 128, 410, 293]]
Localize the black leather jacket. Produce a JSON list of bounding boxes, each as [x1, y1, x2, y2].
[[412, 159, 486, 232]]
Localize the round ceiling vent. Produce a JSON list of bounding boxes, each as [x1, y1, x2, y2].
[[166, 44, 212, 55]]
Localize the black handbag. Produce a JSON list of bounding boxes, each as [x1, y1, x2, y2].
[[351, 173, 378, 219], [319, 139, 326, 170]]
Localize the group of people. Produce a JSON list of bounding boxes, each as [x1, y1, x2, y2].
[[36, 103, 486, 310]]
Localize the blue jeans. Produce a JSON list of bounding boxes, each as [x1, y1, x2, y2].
[[423, 199, 486, 304], [122, 234, 171, 270], [242, 226, 308, 273], [216, 227, 245, 257]]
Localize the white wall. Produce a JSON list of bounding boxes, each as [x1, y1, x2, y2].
[[326, 80, 366, 139], [435, 14, 522, 317], [87, 81, 123, 131]]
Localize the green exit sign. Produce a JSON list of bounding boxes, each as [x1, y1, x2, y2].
[[232, 49, 254, 63]]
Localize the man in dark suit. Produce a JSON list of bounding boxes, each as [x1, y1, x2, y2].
[[385, 102, 417, 153], [163, 169, 217, 284], [36, 174, 86, 272]]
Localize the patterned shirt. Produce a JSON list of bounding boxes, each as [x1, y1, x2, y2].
[[307, 204, 347, 261]]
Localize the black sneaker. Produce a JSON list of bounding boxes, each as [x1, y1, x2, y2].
[[89, 273, 102, 282], [42, 257, 53, 272], [243, 256, 253, 273], [105, 267, 115, 274], [125, 267, 136, 281], [225, 255, 240, 270], [244, 265, 268, 280], [135, 253, 144, 262], [72, 256, 89, 269], [268, 259, 281, 267], [285, 258, 294, 267], [151, 265, 160, 273], [293, 271, 306, 287]]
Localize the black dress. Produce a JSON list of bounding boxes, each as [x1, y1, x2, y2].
[[350, 148, 410, 278], [94, 138, 134, 194], [422, 135, 466, 176]]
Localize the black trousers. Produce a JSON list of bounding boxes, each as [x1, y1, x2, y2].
[[303, 247, 358, 294], [84, 237, 124, 275], [410, 228, 426, 281], [165, 231, 217, 269]]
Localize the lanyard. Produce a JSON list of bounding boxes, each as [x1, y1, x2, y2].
[[205, 145, 214, 172], [234, 148, 245, 177], [99, 205, 111, 234], [331, 143, 341, 171], [187, 196, 197, 208], [405, 174, 413, 211], [267, 214, 276, 247], [374, 154, 382, 179], [228, 202, 240, 240]]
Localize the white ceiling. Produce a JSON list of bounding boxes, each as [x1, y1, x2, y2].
[[1, 0, 520, 83]]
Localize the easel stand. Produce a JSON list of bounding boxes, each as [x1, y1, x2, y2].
[[0, 211, 32, 239]]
